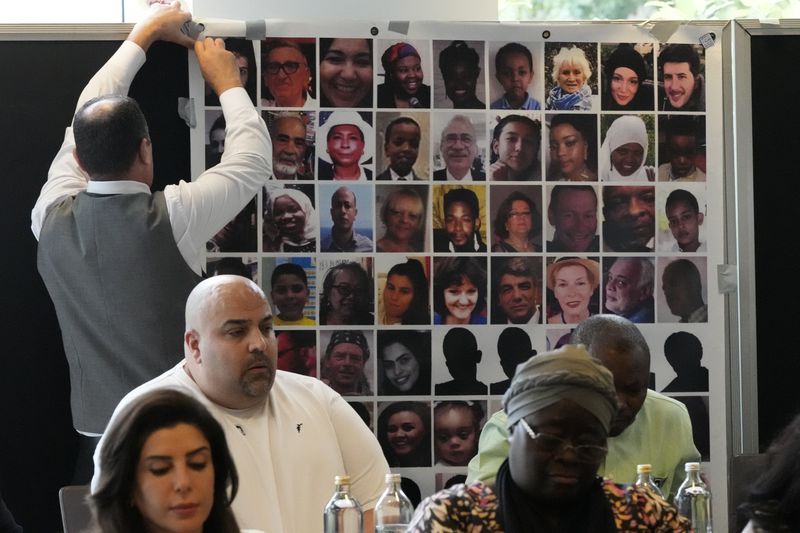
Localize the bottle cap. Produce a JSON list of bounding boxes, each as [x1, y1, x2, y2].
[[636, 464, 652, 474], [685, 462, 700, 472], [385, 473, 402, 483], [335, 475, 351, 485]]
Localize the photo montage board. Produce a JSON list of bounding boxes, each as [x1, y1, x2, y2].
[[189, 20, 727, 521]]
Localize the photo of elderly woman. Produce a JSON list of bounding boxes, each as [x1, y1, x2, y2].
[[263, 185, 316, 252], [378, 257, 430, 325], [433, 400, 485, 466], [545, 43, 597, 111], [261, 38, 316, 108], [375, 184, 428, 252], [433, 256, 487, 325], [490, 186, 542, 253], [378, 40, 431, 109], [319, 38, 373, 108], [601, 43, 654, 111], [378, 401, 432, 467], [546, 257, 600, 324], [319, 260, 374, 325], [599, 114, 655, 182], [318, 110, 373, 180], [546, 114, 598, 181], [377, 329, 431, 395]]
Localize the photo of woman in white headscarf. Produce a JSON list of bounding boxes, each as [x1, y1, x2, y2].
[[599, 115, 655, 182], [264, 186, 318, 252], [318, 110, 374, 180]]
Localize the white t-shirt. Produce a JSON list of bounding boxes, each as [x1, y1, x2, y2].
[[93, 362, 389, 533]]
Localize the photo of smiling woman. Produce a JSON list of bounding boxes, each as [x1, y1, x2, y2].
[[319, 260, 374, 326], [378, 401, 432, 467], [601, 43, 654, 111], [599, 114, 655, 182], [378, 330, 431, 396], [546, 257, 600, 324], [546, 114, 598, 181], [545, 43, 596, 111], [319, 38, 373, 108], [433, 256, 487, 325], [263, 186, 317, 253], [379, 258, 430, 325], [376, 185, 428, 253], [378, 41, 431, 109]]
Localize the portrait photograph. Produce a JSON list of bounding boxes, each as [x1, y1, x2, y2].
[[544, 113, 599, 181], [657, 43, 706, 112], [262, 256, 317, 326], [488, 41, 544, 111], [205, 256, 258, 281], [206, 195, 258, 253], [264, 110, 316, 180], [657, 256, 708, 323], [375, 111, 430, 180], [205, 37, 256, 106], [317, 110, 374, 180], [487, 112, 543, 181], [317, 257, 374, 326], [545, 256, 601, 325], [490, 184, 542, 253], [432, 111, 486, 181], [600, 43, 655, 111], [599, 113, 656, 182], [491, 256, 544, 326], [432, 257, 488, 326], [544, 42, 599, 111], [651, 329, 709, 394], [375, 255, 431, 326], [318, 37, 374, 108], [602, 256, 655, 324], [432, 40, 487, 110], [262, 183, 316, 253], [431, 326, 489, 395], [377, 400, 432, 467], [260, 37, 316, 109], [432, 400, 486, 466], [657, 114, 707, 182], [319, 329, 375, 396], [318, 182, 374, 254], [375, 183, 430, 253], [275, 329, 317, 377], [205, 110, 226, 169], [601, 184, 656, 253], [657, 183, 707, 253], [544, 184, 600, 254], [376, 329, 432, 395], [431, 184, 487, 253], [377, 39, 432, 109]]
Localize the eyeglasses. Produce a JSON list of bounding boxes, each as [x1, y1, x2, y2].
[[518, 419, 607, 463], [331, 283, 357, 297], [265, 61, 303, 75]]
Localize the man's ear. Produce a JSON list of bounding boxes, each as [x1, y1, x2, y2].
[[139, 137, 153, 166], [72, 149, 88, 174], [185, 329, 201, 364], [476, 349, 483, 364], [697, 212, 704, 226]]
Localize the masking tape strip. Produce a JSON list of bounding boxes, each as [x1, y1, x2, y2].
[[387, 21, 411, 35], [717, 264, 738, 294], [245, 19, 267, 40]]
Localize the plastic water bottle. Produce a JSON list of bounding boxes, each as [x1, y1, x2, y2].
[[673, 462, 713, 533], [634, 463, 664, 499], [375, 473, 414, 532], [323, 475, 363, 533]]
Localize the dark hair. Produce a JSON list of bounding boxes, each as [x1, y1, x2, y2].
[[746, 411, 800, 529], [434, 400, 484, 432], [495, 42, 532, 72], [548, 114, 598, 173], [210, 114, 226, 135], [385, 260, 430, 324], [73, 95, 149, 180], [320, 37, 373, 60], [665, 189, 699, 214], [664, 114, 700, 139], [433, 257, 487, 320], [439, 40, 480, 78], [659, 44, 701, 76], [377, 330, 432, 395], [664, 331, 702, 364], [490, 115, 541, 172], [549, 185, 597, 214], [90, 389, 239, 533], [319, 262, 372, 324], [384, 116, 421, 147], [377, 401, 431, 467], [271, 262, 308, 288], [493, 191, 540, 240], [663, 258, 703, 295], [443, 187, 480, 220], [209, 257, 252, 279], [225, 38, 257, 102]]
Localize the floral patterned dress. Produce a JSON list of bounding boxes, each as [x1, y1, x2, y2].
[[407, 480, 691, 532]]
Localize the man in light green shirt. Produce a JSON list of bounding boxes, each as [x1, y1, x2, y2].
[[467, 315, 700, 499]]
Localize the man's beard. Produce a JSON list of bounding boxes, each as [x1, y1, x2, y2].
[[274, 161, 298, 178]]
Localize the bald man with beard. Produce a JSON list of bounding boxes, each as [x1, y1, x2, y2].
[[92, 276, 388, 533]]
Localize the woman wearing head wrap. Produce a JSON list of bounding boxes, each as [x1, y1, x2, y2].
[[408, 345, 690, 532], [378, 42, 432, 109], [318, 110, 374, 180], [599, 115, 655, 182], [602, 44, 653, 111], [265, 187, 317, 252]]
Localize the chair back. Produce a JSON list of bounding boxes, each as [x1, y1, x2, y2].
[[59, 485, 92, 533]]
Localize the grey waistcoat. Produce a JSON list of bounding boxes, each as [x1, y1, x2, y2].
[[37, 191, 202, 433]]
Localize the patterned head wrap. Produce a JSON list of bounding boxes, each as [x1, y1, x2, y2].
[[326, 330, 370, 361], [503, 344, 618, 432], [381, 42, 421, 74]]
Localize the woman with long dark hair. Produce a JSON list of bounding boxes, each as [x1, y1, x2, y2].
[[381, 259, 430, 325], [90, 389, 239, 533], [377, 401, 432, 467]]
